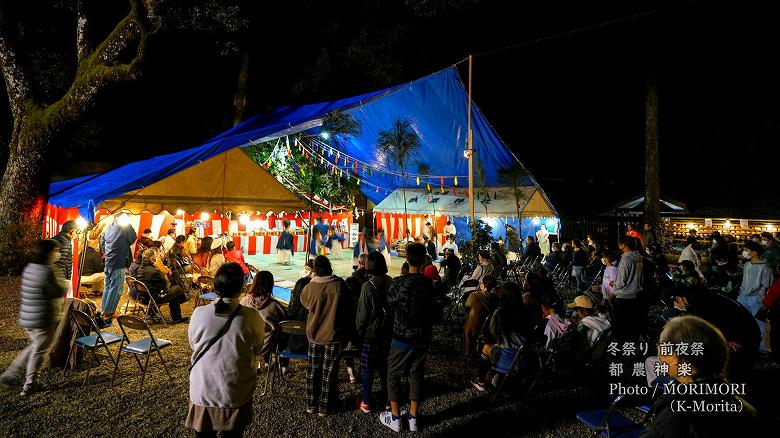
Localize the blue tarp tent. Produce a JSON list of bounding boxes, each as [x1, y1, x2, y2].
[[48, 67, 555, 222]]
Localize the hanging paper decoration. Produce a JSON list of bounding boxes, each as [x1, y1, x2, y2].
[[305, 152, 309, 160], [354, 161, 358, 173], [440, 186, 444, 193], [356, 178, 360, 186], [320, 157, 324, 164], [329, 147, 333, 156], [426, 183, 431, 191], [376, 187, 379, 193], [336, 151, 340, 160], [416, 176, 420, 186], [454, 177, 459, 186]]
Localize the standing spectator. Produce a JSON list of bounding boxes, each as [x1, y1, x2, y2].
[[442, 221, 456, 238], [626, 224, 642, 241], [643, 223, 656, 247], [571, 239, 588, 291], [490, 242, 507, 271], [463, 275, 497, 358], [381, 243, 435, 433], [301, 256, 354, 416], [600, 254, 619, 303], [184, 228, 198, 258], [441, 249, 462, 288], [160, 229, 177, 253], [52, 220, 77, 293], [99, 213, 137, 323], [646, 243, 669, 278], [356, 252, 393, 413], [224, 241, 250, 282], [0, 240, 68, 396], [187, 263, 263, 438], [241, 271, 287, 369], [560, 243, 573, 267], [542, 242, 563, 272], [738, 241, 774, 353], [613, 235, 643, 340], [135, 249, 190, 323], [760, 232, 780, 271], [423, 236, 437, 262]]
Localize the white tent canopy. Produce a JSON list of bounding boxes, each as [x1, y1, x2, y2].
[[373, 186, 557, 218]]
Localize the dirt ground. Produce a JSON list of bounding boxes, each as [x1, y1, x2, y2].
[[0, 275, 778, 437]]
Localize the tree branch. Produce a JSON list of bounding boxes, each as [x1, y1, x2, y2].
[[0, 11, 33, 120], [76, 0, 92, 64]]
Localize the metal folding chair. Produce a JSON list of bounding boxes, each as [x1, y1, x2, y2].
[[111, 315, 173, 389], [170, 259, 194, 294], [195, 275, 217, 307], [130, 279, 168, 326], [263, 320, 309, 398], [63, 308, 123, 387], [122, 275, 147, 316]]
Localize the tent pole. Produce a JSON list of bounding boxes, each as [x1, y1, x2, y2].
[[74, 225, 89, 300], [467, 54, 475, 221]]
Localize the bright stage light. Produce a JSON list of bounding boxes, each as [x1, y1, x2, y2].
[[117, 213, 130, 227], [320, 131, 330, 140], [75, 216, 88, 230], [239, 214, 250, 225], [200, 212, 210, 221]]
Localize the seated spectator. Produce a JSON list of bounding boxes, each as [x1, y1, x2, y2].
[[760, 232, 780, 270], [80, 241, 104, 293], [356, 252, 393, 413], [187, 263, 263, 437], [678, 236, 703, 277], [205, 238, 226, 276], [641, 316, 760, 436], [441, 235, 459, 257], [241, 271, 287, 370], [472, 282, 530, 392], [657, 286, 689, 324], [523, 236, 541, 263], [490, 242, 507, 271], [193, 237, 214, 271], [464, 275, 498, 358], [224, 240, 250, 282], [301, 256, 354, 417], [459, 250, 494, 297], [135, 228, 154, 259], [347, 253, 369, 293], [400, 262, 410, 276], [422, 255, 440, 282], [671, 260, 701, 288], [285, 275, 312, 357], [135, 249, 189, 323], [423, 236, 437, 262], [540, 293, 571, 348], [542, 242, 563, 272], [159, 228, 176, 253], [566, 295, 610, 347], [300, 259, 314, 279]]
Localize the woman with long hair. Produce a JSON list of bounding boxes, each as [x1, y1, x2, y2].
[[241, 271, 287, 370]]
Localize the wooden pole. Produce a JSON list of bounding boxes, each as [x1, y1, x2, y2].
[[467, 54, 475, 221]]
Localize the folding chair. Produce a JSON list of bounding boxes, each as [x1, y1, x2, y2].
[[263, 320, 309, 398], [130, 279, 167, 326], [122, 275, 147, 316], [490, 337, 546, 401], [195, 275, 217, 307], [576, 394, 645, 437], [63, 308, 123, 387], [170, 259, 194, 294], [111, 315, 173, 389]]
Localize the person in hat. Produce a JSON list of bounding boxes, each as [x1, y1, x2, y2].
[[205, 238, 226, 276], [566, 295, 610, 347]]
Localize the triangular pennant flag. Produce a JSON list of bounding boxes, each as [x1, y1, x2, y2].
[[454, 177, 459, 186]]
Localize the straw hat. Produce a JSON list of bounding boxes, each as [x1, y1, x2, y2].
[[566, 295, 593, 309], [210, 237, 225, 250]]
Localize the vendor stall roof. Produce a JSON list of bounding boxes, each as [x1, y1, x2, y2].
[[373, 186, 557, 218], [600, 196, 688, 217], [49, 66, 554, 220]]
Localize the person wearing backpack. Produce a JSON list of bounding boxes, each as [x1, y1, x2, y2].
[[356, 252, 394, 414]]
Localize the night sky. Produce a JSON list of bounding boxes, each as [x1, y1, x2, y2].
[[33, 0, 780, 217]]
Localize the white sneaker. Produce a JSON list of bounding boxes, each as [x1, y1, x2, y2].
[[379, 411, 401, 432], [401, 409, 418, 432]]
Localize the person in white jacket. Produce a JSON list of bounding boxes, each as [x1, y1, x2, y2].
[[678, 236, 703, 278], [187, 263, 263, 437]]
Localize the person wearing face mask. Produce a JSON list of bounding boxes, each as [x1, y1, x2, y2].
[[738, 241, 774, 353], [759, 232, 779, 271], [0, 240, 69, 396]]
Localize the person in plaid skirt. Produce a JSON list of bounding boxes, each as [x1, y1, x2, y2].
[[301, 256, 354, 416]]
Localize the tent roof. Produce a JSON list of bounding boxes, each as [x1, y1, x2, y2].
[[49, 67, 555, 220], [373, 187, 557, 218], [600, 196, 688, 216], [98, 148, 306, 214]]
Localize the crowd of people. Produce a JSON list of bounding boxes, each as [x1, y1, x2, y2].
[[3, 213, 778, 435]]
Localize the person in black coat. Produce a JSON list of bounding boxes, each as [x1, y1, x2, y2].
[[134, 249, 189, 323], [522, 236, 541, 263]]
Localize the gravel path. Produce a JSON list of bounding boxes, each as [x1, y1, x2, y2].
[[1, 276, 778, 437]]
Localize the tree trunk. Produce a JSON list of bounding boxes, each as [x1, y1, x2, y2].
[[232, 48, 250, 127], [0, 112, 53, 227], [644, 73, 663, 244]]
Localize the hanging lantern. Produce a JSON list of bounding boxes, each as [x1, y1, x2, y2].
[[454, 177, 459, 186]]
